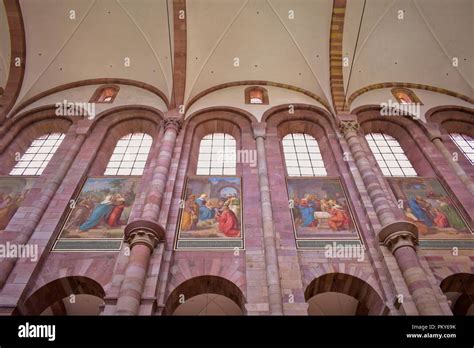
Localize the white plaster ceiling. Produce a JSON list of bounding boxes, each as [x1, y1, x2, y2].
[[185, 0, 333, 107], [2, 0, 472, 114], [343, 0, 473, 98], [15, 0, 173, 108], [0, 0, 10, 90]]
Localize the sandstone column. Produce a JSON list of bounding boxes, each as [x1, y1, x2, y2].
[[339, 118, 444, 315], [114, 220, 163, 315], [115, 114, 181, 315], [141, 118, 181, 221], [427, 127, 474, 195], [0, 131, 86, 288], [253, 125, 284, 315]]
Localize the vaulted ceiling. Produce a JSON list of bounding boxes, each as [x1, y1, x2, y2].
[[1, 0, 473, 119]]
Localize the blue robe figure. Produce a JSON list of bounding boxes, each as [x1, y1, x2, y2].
[[195, 196, 215, 221], [79, 197, 113, 231], [408, 198, 432, 227], [297, 201, 317, 227]]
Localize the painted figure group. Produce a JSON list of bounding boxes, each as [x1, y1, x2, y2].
[[180, 193, 241, 237]]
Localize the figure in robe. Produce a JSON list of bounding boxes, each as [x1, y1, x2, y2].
[[404, 207, 428, 235], [216, 205, 240, 237], [296, 199, 318, 227], [437, 199, 466, 230], [408, 197, 432, 227], [65, 197, 94, 230], [225, 195, 240, 218], [432, 208, 449, 228], [328, 204, 350, 231], [181, 194, 198, 231], [0, 194, 19, 230], [195, 194, 215, 221], [79, 195, 114, 232], [106, 195, 126, 227]]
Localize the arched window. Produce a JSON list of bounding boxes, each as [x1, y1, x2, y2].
[[365, 133, 417, 177], [90, 85, 119, 103], [104, 133, 152, 176], [245, 86, 269, 105], [449, 133, 474, 165], [196, 133, 236, 175], [282, 133, 327, 176], [391, 88, 421, 104], [10, 133, 65, 176]]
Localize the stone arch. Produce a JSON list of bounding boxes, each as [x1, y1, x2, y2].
[[9, 79, 170, 117], [185, 82, 331, 113], [163, 275, 246, 315], [182, 108, 256, 177], [440, 273, 474, 316], [305, 272, 388, 315], [0, 106, 74, 175], [13, 276, 105, 315], [425, 106, 474, 171], [355, 106, 437, 177], [86, 107, 162, 176]]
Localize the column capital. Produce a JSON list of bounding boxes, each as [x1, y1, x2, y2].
[[424, 123, 443, 142], [253, 122, 267, 140], [379, 221, 418, 252], [163, 117, 182, 133], [124, 220, 165, 251], [338, 120, 360, 136]]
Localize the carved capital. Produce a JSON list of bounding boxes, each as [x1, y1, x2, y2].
[[338, 120, 360, 136], [163, 118, 182, 133], [253, 122, 266, 140], [124, 220, 165, 251], [379, 220, 418, 253]]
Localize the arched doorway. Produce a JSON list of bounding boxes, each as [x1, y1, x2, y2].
[[440, 273, 474, 316], [163, 275, 246, 315], [305, 273, 388, 315], [14, 276, 105, 315]]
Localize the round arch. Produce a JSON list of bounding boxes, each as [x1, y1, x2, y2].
[[305, 272, 388, 315], [14, 276, 105, 315], [440, 273, 474, 316], [163, 275, 246, 316]]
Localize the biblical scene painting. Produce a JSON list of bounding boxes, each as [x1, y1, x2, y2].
[[0, 177, 35, 230], [54, 177, 139, 251], [388, 178, 472, 239], [176, 176, 243, 249], [287, 177, 359, 240]]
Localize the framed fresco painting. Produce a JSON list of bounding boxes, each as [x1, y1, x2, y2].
[[52, 176, 140, 251], [0, 176, 36, 230], [387, 177, 473, 243], [175, 176, 244, 250], [286, 177, 363, 249]]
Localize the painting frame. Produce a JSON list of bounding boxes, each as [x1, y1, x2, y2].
[[0, 176, 37, 231], [52, 175, 141, 252], [387, 177, 473, 242], [174, 175, 245, 251], [286, 176, 363, 249]]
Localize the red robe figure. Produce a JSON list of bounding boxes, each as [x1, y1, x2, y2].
[[216, 205, 240, 237], [107, 197, 126, 227]]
